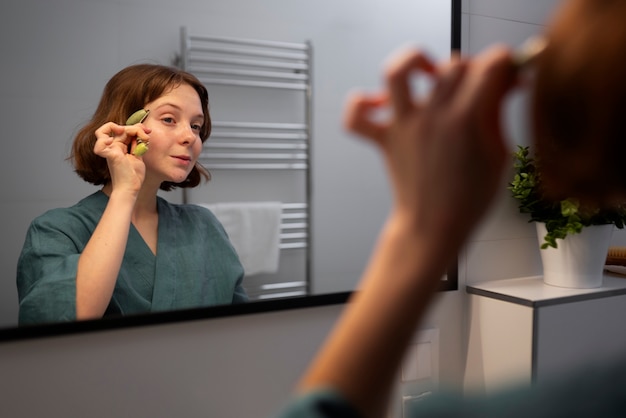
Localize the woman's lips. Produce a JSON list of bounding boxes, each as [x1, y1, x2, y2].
[[172, 155, 192, 165]]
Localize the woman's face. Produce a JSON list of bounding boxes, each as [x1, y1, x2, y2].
[[140, 83, 204, 186]]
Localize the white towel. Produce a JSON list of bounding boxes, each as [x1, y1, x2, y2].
[[199, 201, 282, 276]]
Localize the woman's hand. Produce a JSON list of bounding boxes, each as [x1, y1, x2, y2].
[[94, 122, 151, 195], [344, 45, 517, 256], [76, 121, 151, 320], [294, 46, 519, 418]]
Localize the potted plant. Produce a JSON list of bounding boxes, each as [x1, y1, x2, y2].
[[508, 145, 626, 288]]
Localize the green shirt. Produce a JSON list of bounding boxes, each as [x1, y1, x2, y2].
[[17, 191, 247, 325]]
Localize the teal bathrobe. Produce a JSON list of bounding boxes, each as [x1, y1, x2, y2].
[[275, 356, 626, 418], [17, 191, 247, 325]]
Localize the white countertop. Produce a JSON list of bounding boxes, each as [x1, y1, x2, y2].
[[466, 272, 626, 307]]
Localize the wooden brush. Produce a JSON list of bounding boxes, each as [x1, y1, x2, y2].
[[606, 246, 626, 266]]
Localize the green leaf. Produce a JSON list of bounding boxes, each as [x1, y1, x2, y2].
[[560, 199, 579, 217]]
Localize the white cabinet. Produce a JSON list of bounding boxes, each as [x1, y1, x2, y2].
[[464, 274, 626, 394]]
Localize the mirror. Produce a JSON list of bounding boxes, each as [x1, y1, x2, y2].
[[0, 0, 460, 336]]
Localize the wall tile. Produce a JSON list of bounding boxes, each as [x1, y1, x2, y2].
[[462, 0, 469, 14], [470, 183, 537, 244], [469, 0, 562, 25], [466, 237, 542, 284], [467, 14, 544, 54]]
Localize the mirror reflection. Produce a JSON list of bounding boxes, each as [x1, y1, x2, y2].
[[0, 0, 454, 330]]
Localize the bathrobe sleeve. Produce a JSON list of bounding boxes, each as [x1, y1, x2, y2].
[[16, 208, 91, 325], [275, 357, 626, 418], [274, 388, 363, 418]]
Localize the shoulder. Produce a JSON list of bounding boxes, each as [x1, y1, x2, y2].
[[30, 191, 105, 231], [22, 192, 105, 249]]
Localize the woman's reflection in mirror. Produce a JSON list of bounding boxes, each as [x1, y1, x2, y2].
[[17, 64, 248, 325]]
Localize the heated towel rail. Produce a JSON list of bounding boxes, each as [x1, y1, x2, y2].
[[178, 27, 312, 300]]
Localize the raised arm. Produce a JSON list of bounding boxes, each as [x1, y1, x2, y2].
[[75, 121, 150, 320], [296, 45, 517, 418]]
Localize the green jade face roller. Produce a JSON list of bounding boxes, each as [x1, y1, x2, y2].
[[125, 109, 150, 156]]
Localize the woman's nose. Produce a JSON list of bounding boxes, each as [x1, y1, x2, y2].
[[180, 124, 197, 145]]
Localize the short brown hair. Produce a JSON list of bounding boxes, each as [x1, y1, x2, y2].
[[70, 64, 211, 191], [532, 0, 626, 204]]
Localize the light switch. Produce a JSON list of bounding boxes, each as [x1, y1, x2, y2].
[[402, 341, 432, 382]]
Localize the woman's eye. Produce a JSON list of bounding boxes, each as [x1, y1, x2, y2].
[[162, 117, 174, 124], [191, 123, 202, 131]]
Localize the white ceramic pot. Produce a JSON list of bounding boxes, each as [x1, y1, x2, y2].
[[536, 222, 613, 289]]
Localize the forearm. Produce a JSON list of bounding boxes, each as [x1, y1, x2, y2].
[[298, 214, 455, 418], [76, 190, 136, 320], [294, 45, 513, 418]]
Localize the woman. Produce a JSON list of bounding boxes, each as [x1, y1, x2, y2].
[[275, 0, 626, 417], [17, 64, 247, 325]]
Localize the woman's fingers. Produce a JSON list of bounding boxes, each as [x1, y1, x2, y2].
[[94, 122, 150, 156], [343, 92, 389, 144], [384, 47, 436, 117], [345, 48, 445, 146], [451, 45, 517, 173], [428, 55, 468, 108]]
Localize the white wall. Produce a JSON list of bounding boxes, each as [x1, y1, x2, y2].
[[0, 304, 344, 418], [0, 0, 451, 328]]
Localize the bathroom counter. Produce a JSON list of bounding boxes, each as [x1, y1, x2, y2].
[[466, 272, 626, 307], [463, 273, 626, 394]]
